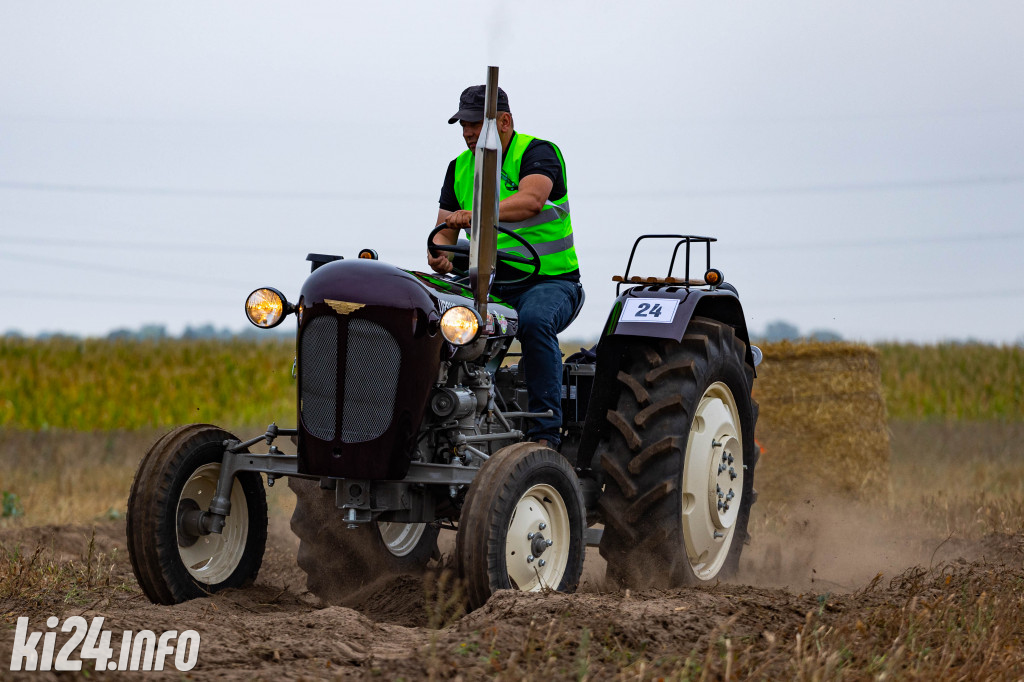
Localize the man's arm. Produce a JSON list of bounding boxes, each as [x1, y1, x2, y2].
[[430, 159, 461, 274], [499, 174, 554, 222], [436, 209, 454, 228], [444, 174, 554, 231], [428, 209, 458, 274]]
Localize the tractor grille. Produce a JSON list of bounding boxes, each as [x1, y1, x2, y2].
[[300, 315, 338, 441], [341, 318, 401, 443]]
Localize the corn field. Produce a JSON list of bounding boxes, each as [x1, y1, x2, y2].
[[1, 337, 1020, 431]]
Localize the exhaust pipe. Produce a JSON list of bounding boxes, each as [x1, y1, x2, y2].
[[469, 65, 501, 326]]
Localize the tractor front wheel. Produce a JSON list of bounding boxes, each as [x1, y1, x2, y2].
[[126, 424, 268, 605], [457, 442, 586, 610]]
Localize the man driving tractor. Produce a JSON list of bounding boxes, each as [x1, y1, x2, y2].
[[428, 83, 583, 449]]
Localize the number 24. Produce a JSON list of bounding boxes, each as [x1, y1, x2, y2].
[[635, 303, 663, 318]]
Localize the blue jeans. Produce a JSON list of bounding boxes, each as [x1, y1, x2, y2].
[[495, 279, 583, 447]]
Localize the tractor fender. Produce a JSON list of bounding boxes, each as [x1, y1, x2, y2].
[[604, 287, 755, 370]]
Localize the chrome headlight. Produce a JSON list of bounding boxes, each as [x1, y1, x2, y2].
[[439, 306, 482, 345], [245, 288, 290, 328]]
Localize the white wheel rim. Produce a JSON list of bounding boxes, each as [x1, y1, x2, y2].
[[378, 521, 427, 557], [680, 381, 744, 581], [504, 483, 570, 592], [176, 463, 249, 585]]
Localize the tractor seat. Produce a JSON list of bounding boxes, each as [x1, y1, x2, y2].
[[566, 286, 586, 327]]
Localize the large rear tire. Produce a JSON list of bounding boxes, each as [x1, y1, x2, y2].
[[126, 424, 268, 604], [457, 442, 586, 610], [598, 317, 758, 587], [288, 477, 439, 604]]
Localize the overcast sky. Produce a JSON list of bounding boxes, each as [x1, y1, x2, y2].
[[2, 1, 1022, 343]]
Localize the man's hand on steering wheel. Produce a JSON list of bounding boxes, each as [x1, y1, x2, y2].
[[428, 249, 453, 274], [427, 220, 459, 274], [427, 222, 541, 284], [445, 210, 471, 231]]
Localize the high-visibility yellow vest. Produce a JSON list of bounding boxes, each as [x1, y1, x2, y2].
[[453, 133, 577, 275]]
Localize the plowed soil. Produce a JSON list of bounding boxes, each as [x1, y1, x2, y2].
[[3, 508, 1022, 680]]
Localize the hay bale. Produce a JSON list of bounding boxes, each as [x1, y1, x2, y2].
[[752, 342, 891, 503]]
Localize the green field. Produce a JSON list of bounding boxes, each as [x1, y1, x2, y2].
[[2, 337, 1021, 431], [876, 342, 1023, 421], [1, 337, 296, 431]]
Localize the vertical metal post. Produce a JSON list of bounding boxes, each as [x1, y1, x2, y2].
[[685, 239, 692, 284], [470, 65, 501, 323]]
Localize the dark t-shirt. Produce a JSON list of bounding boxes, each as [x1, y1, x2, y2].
[[438, 134, 567, 211], [438, 133, 578, 284]]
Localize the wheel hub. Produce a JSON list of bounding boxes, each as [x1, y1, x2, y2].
[[505, 486, 568, 591], [709, 435, 742, 530], [681, 381, 745, 581], [176, 498, 205, 548], [175, 463, 249, 585], [530, 533, 550, 557]]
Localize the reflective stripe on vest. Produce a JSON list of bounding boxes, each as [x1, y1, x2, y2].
[[452, 132, 577, 276]]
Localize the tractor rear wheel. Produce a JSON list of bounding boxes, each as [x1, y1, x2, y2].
[[457, 442, 586, 610], [288, 477, 439, 604], [598, 317, 758, 587]]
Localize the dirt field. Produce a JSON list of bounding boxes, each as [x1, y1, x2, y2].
[[3, 422, 1024, 679]]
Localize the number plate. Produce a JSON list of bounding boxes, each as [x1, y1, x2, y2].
[[620, 298, 679, 324]]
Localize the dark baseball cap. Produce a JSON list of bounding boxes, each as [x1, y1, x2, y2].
[[447, 85, 511, 124]]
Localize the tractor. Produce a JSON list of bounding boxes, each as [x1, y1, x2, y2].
[[126, 68, 761, 610]]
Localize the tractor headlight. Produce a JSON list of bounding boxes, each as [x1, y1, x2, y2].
[[439, 306, 482, 345], [245, 288, 290, 328]]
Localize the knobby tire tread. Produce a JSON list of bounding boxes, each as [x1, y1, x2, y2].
[[598, 317, 759, 588]]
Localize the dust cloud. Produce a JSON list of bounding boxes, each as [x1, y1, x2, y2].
[[737, 496, 982, 592]]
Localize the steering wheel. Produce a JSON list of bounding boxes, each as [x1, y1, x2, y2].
[[427, 222, 541, 285]]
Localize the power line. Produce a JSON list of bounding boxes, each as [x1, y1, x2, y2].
[[581, 106, 1024, 127], [0, 233, 414, 261], [732, 231, 1024, 252], [0, 251, 241, 287], [5, 105, 1024, 128], [0, 234, 274, 255], [0, 180, 425, 202], [585, 231, 1024, 254], [578, 175, 1024, 200], [7, 229, 1021, 258], [0, 289, 236, 306], [2, 173, 1023, 201], [749, 288, 1024, 308]]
